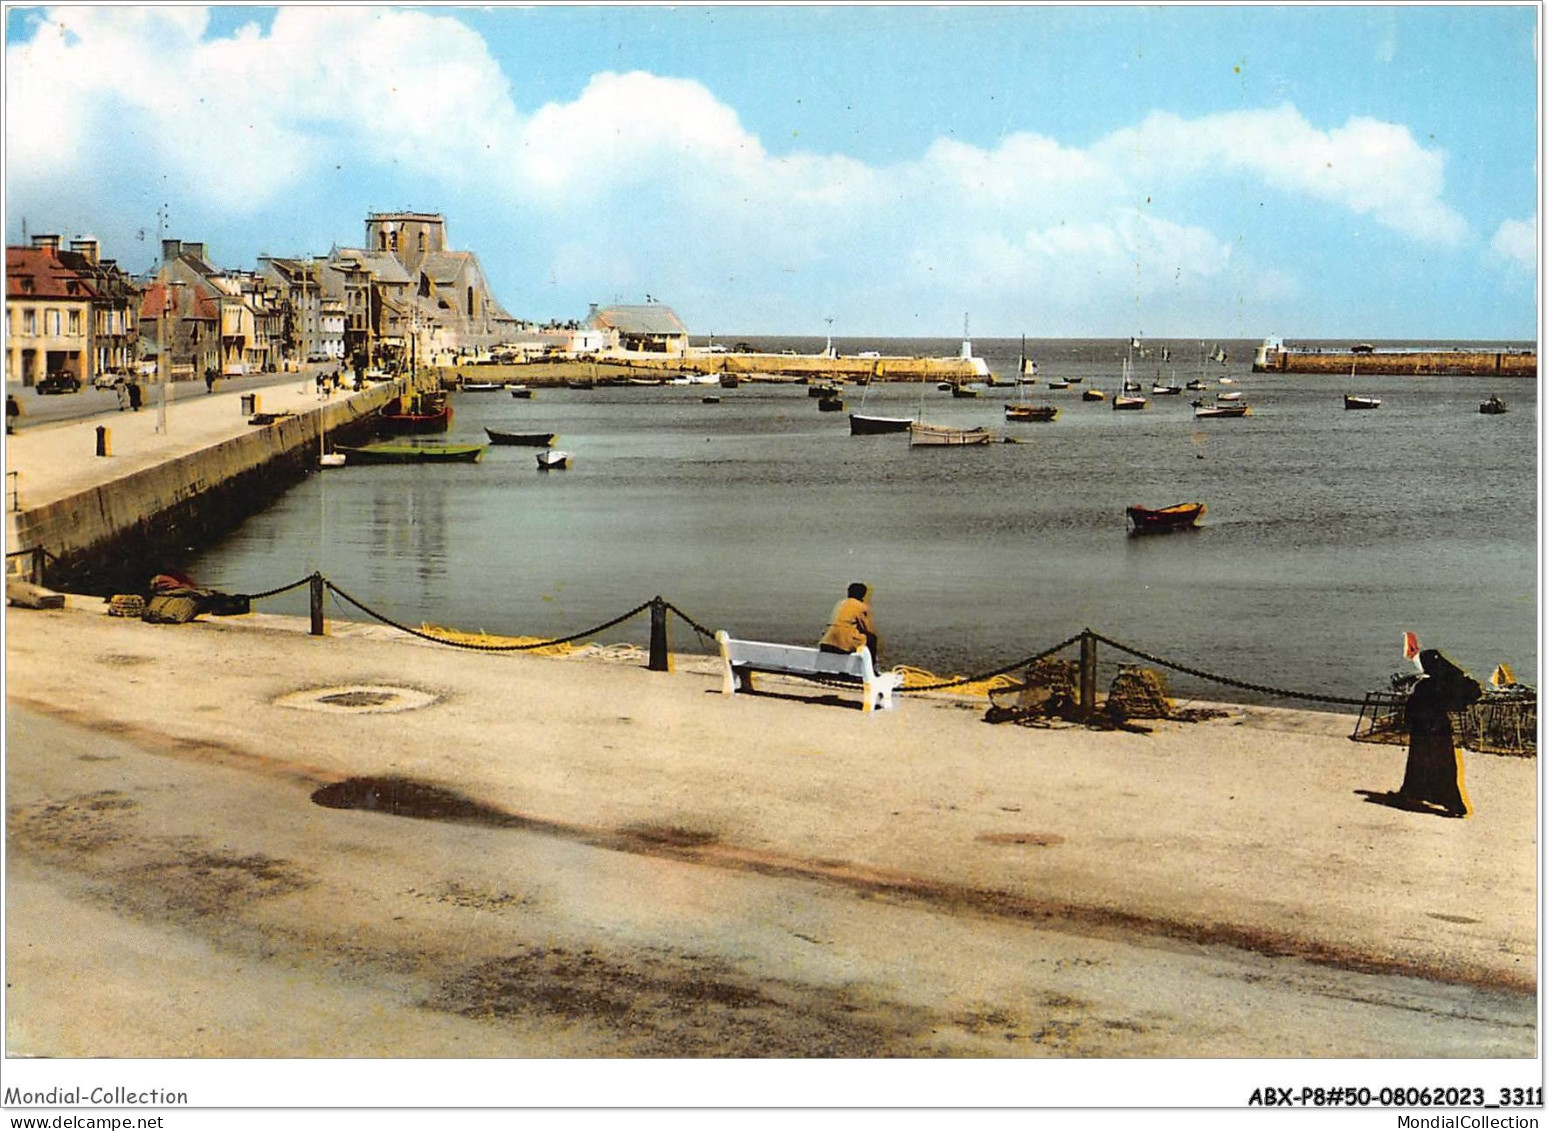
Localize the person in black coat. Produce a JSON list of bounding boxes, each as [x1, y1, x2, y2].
[[1398, 649, 1483, 817]]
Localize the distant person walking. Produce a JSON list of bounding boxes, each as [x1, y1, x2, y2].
[[819, 582, 880, 673], [1397, 648, 1483, 818], [6, 394, 19, 434], [116, 383, 130, 411]]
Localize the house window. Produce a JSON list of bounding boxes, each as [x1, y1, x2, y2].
[[23, 309, 36, 334], [45, 309, 60, 336], [68, 310, 81, 334]]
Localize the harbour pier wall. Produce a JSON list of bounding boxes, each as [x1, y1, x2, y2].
[[11, 377, 431, 593], [1253, 348, 1536, 377], [442, 353, 989, 385]]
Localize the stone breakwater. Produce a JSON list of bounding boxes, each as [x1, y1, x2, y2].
[[1253, 347, 1536, 377], [439, 352, 990, 386]]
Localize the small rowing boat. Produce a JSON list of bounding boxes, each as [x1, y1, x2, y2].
[[909, 421, 994, 446], [1126, 502, 1205, 534], [335, 441, 484, 465], [536, 449, 571, 470], [1344, 394, 1382, 410], [1194, 403, 1250, 418], [485, 428, 558, 447], [850, 413, 914, 434]]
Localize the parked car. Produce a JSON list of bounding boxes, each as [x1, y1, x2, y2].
[[92, 371, 128, 389], [37, 373, 82, 394]]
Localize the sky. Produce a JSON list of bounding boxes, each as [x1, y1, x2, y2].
[[3, 4, 1539, 339]]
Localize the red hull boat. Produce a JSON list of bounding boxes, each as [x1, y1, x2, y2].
[[1126, 502, 1205, 535]]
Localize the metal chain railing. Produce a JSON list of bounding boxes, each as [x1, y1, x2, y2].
[[230, 570, 1379, 706], [324, 577, 655, 652], [898, 631, 1090, 693], [240, 573, 318, 602], [662, 599, 718, 646], [1088, 630, 1370, 707]]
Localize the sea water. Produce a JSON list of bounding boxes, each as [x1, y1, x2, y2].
[[186, 338, 1538, 707]]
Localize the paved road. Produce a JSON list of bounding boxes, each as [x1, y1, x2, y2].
[[4, 603, 1535, 1076], [7, 700, 1533, 1067], [6, 365, 340, 431]]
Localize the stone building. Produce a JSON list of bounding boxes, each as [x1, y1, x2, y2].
[[586, 302, 691, 354], [358, 212, 519, 355], [260, 257, 345, 363], [5, 235, 96, 386], [140, 240, 268, 377], [56, 236, 139, 380]]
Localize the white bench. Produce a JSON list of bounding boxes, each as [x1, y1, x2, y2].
[[716, 630, 902, 713]]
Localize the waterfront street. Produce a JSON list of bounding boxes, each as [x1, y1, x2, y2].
[[4, 367, 363, 520], [4, 598, 1536, 1065]]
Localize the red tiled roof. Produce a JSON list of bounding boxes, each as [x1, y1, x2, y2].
[[6, 246, 98, 301]]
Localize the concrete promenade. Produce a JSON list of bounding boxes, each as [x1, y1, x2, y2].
[[4, 375, 379, 521], [3, 595, 1538, 1063]]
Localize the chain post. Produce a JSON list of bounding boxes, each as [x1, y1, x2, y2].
[[309, 572, 326, 636], [648, 596, 672, 672], [1079, 629, 1098, 716]]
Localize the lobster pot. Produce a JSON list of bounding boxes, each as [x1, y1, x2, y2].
[[1456, 694, 1537, 757], [1350, 691, 1536, 757]]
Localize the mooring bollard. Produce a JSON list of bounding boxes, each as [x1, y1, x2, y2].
[[648, 597, 671, 672], [95, 425, 110, 457], [1079, 630, 1098, 716], [309, 573, 326, 636]]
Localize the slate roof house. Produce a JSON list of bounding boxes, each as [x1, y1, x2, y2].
[[586, 302, 690, 354], [5, 235, 98, 387]]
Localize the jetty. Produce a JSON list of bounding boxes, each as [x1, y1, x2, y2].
[[1252, 338, 1536, 377], [443, 348, 991, 388]]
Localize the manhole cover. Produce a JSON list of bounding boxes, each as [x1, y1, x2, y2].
[[274, 685, 440, 715]]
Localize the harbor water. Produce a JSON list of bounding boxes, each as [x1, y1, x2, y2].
[[187, 338, 1538, 707]]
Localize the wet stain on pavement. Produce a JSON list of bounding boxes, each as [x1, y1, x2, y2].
[[617, 823, 720, 849], [429, 945, 928, 1057]]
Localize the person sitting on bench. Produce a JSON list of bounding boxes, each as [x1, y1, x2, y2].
[[819, 581, 880, 675]]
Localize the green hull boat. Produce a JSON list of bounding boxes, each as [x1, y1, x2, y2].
[[334, 442, 485, 465]]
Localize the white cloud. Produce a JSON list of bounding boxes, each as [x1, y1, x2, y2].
[[1096, 106, 1467, 245], [1489, 218, 1536, 271], [6, 6, 518, 209], [4, 7, 1480, 331]]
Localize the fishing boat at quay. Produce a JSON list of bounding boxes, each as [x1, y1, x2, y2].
[[380, 392, 451, 434]]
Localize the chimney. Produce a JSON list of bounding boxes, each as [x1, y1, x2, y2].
[[162, 238, 182, 264], [183, 242, 207, 262], [31, 233, 61, 256], [70, 237, 100, 265], [588, 303, 599, 319]]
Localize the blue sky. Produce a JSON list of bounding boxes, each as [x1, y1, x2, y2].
[[4, 5, 1538, 338]]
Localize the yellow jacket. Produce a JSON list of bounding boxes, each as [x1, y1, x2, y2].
[[819, 597, 875, 652]]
